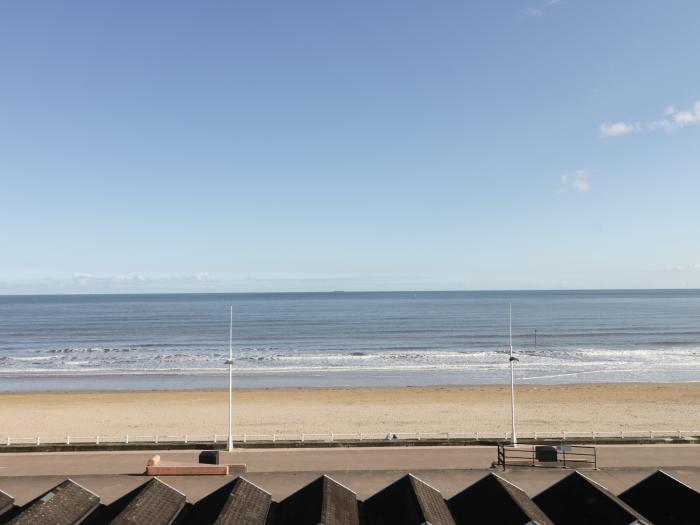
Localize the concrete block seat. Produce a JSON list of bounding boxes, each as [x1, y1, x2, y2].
[[144, 455, 246, 476]]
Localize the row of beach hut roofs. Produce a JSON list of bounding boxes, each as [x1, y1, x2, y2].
[[0, 469, 698, 524]]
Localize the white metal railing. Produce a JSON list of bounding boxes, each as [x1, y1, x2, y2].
[[1, 429, 699, 447]]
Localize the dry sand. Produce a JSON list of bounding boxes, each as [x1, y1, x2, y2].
[[0, 383, 698, 439]]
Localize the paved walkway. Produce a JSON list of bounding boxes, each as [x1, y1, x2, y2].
[[1, 444, 699, 476], [1, 444, 699, 504]]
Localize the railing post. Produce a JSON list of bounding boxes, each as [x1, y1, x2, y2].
[[359, 433, 363, 441], [213, 434, 217, 443], [155, 435, 159, 444], [6, 437, 10, 446], [66, 435, 70, 445], [184, 434, 188, 444], [330, 433, 334, 442], [649, 430, 653, 440], [301, 433, 305, 443], [36, 437, 40, 446], [678, 430, 682, 439], [417, 432, 421, 441], [475, 432, 479, 441], [594, 448, 597, 470], [125, 435, 129, 444], [563, 447, 567, 468], [96, 435, 100, 445], [243, 434, 247, 443]]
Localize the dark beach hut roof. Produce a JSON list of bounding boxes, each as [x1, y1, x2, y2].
[[106, 477, 186, 525], [364, 473, 455, 525], [619, 470, 700, 525], [6, 479, 100, 525], [449, 473, 553, 525], [272, 474, 359, 525], [213, 477, 271, 525], [0, 489, 15, 517], [185, 477, 271, 525], [533, 471, 651, 525]]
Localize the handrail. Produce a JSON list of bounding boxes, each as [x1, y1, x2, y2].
[[497, 443, 598, 470], [2, 429, 698, 447]]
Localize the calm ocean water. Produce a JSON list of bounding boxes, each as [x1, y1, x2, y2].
[[0, 290, 699, 391]]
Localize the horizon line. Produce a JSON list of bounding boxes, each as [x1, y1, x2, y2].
[[2, 287, 700, 297]]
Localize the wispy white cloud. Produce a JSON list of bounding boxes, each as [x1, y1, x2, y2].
[[65, 273, 218, 285], [673, 103, 700, 125], [599, 122, 641, 138], [560, 170, 592, 193], [523, 0, 561, 17], [112, 274, 146, 283], [649, 102, 700, 132], [665, 263, 700, 272], [0, 272, 442, 294], [601, 100, 700, 138]]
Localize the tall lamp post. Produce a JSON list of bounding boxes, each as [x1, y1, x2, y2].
[[226, 305, 234, 452], [509, 304, 519, 446]]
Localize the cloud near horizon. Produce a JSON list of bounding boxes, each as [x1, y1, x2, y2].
[[0, 272, 455, 295], [601, 100, 700, 138], [68, 273, 216, 286], [665, 263, 700, 272]]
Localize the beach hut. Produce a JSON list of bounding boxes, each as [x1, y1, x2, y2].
[[533, 471, 651, 525], [619, 470, 700, 525], [101, 477, 186, 525], [448, 473, 553, 525], [0, 489, 15, 518], [5, 479, 100, 525], [364, 473, 456, 525], [185, 477, 272, 525], [272, 474, 359, 525]]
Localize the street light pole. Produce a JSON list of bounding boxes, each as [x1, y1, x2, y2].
[[227, 305, 234, 452], [509, 304, 518, 446]]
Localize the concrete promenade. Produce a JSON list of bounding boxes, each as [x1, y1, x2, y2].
[[1, 444, 699, 505]]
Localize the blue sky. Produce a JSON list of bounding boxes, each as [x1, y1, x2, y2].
[[1, 1, 699, 293]]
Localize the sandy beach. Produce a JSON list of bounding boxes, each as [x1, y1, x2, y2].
[[1, 383, 698, 439]]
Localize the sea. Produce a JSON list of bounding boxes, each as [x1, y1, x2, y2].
[[0, 290, 699, 392]]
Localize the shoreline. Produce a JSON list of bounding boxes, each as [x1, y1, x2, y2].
[[2, 369, 700, 393], [1, 383, 699, 438]]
